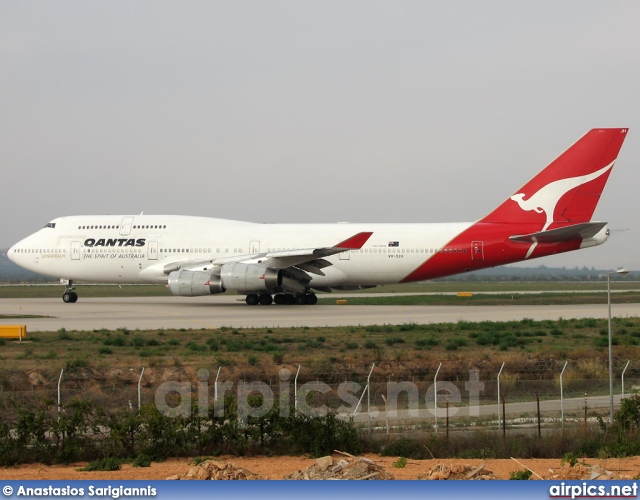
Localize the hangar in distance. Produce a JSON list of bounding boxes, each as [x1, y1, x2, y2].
[[8, 128, 629, 306]]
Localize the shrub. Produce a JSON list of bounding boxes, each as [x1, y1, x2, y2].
[[385, 337, 405, 346], [509, 469, 532, 480], [393, 456, 407, 468], [398, 323, 419, 332], [615, 394, 640, 431], [66, 358, 88, 369], [595, 337, 618, 347], [104, 335, 126, 347], [132, 453, 152, 467], [415, 337, 439, 348], [445, 338, 467, 351], [561, 452, 579, 467], [186, 342, 207, 352], [80, 457, 122, 471], [304, 340, 324, 349], [206, 338, 219, 351]]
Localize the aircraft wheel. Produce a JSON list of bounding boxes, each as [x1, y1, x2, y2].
[[285, 294, 295, 305], [69, 292, 78, 303], [274, 294, 286, 305], [259, 294, 273, 305], [305, 294, 318, 305], [62, 292, 73, 303], [294, 294, 306, 305], [245, 294, 259, 305]]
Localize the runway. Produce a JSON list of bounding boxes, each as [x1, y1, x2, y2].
[[1, 296, 640, 332]]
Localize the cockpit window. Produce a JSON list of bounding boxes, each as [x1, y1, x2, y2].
[[44, 223, 56, 228]]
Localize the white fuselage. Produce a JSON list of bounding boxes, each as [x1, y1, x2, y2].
[[7, 215, 473, 288]]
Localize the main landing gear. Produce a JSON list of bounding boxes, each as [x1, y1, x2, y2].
[[62, 280, 78, 303], [245, 293, 318, 305]]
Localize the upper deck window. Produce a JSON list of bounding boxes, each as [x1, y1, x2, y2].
[[44, 223, 56, 229]]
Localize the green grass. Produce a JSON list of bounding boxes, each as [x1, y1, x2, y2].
[[320, 291, 640, 306], [0, 284, 171, 299], [1, 317, 639, 375], [0, 281, 638, 300]]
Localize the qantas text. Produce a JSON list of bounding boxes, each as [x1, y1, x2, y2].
[[84, 238, 146, 247]]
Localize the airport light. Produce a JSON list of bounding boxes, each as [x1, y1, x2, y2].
[[608, 268, 629, 424]]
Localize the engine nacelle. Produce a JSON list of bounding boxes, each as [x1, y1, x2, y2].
[[219, 263, 280, 292], [168, 270, 226, 296], [168, 264, 306, 296]]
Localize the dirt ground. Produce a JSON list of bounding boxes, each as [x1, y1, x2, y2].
[[2, 455, 640, 480]]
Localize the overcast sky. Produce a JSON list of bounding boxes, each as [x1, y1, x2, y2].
[[1, 1, 639, 270]]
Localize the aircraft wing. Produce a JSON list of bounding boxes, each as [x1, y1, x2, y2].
[[509, 222, 607, 244], [259, 231, 373, 274], [163, 232, 373, 277]]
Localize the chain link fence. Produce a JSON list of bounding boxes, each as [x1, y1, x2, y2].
[[1, 360, 640, 435]]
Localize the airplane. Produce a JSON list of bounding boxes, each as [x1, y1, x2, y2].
[[7, 128, 628, 306]]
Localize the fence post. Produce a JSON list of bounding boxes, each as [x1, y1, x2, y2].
[[213, 366, 221, 402], [536, 391, 541, 439], [584, 392, 588, 430], [137, 367, 145, 411], [367, 363, 375, 432], [434, 363, 442, 433], [57, 368, 64, 420], [446, 395, 449, 441], [352, 363, 375, 425], [294, 365, 301, 411], [497, 362, 505, 428], [502, 394, 506, 438], [622, 360, 630, 399], [560, 361, 568, 429], [381, 394, 389, 435]]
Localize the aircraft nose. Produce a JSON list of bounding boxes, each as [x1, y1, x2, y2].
[[7, 245, 16, 262]]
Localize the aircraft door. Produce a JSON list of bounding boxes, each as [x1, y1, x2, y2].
[[71, 241, 81, 261], [339, 250, 351, 260], [250, 241, 260, 254], [471, 241, 484, 261], [148, 241, 158, 260], [120, 217, 134, 236]]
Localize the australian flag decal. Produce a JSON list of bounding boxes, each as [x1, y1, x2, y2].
[[388, 241, 399, 247]]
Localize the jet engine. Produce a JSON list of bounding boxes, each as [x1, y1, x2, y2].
[[168, 263, 307, 296], [168, 270, 225, 296], [219, 263, 281, 291]]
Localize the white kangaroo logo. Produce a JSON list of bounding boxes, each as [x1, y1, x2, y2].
[[510, 160, 614, 258]]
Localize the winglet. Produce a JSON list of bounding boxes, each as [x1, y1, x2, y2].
[[334, 232, 373, 249]]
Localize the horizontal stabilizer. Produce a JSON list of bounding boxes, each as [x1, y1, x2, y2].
[[509, 222, 607, 244]]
